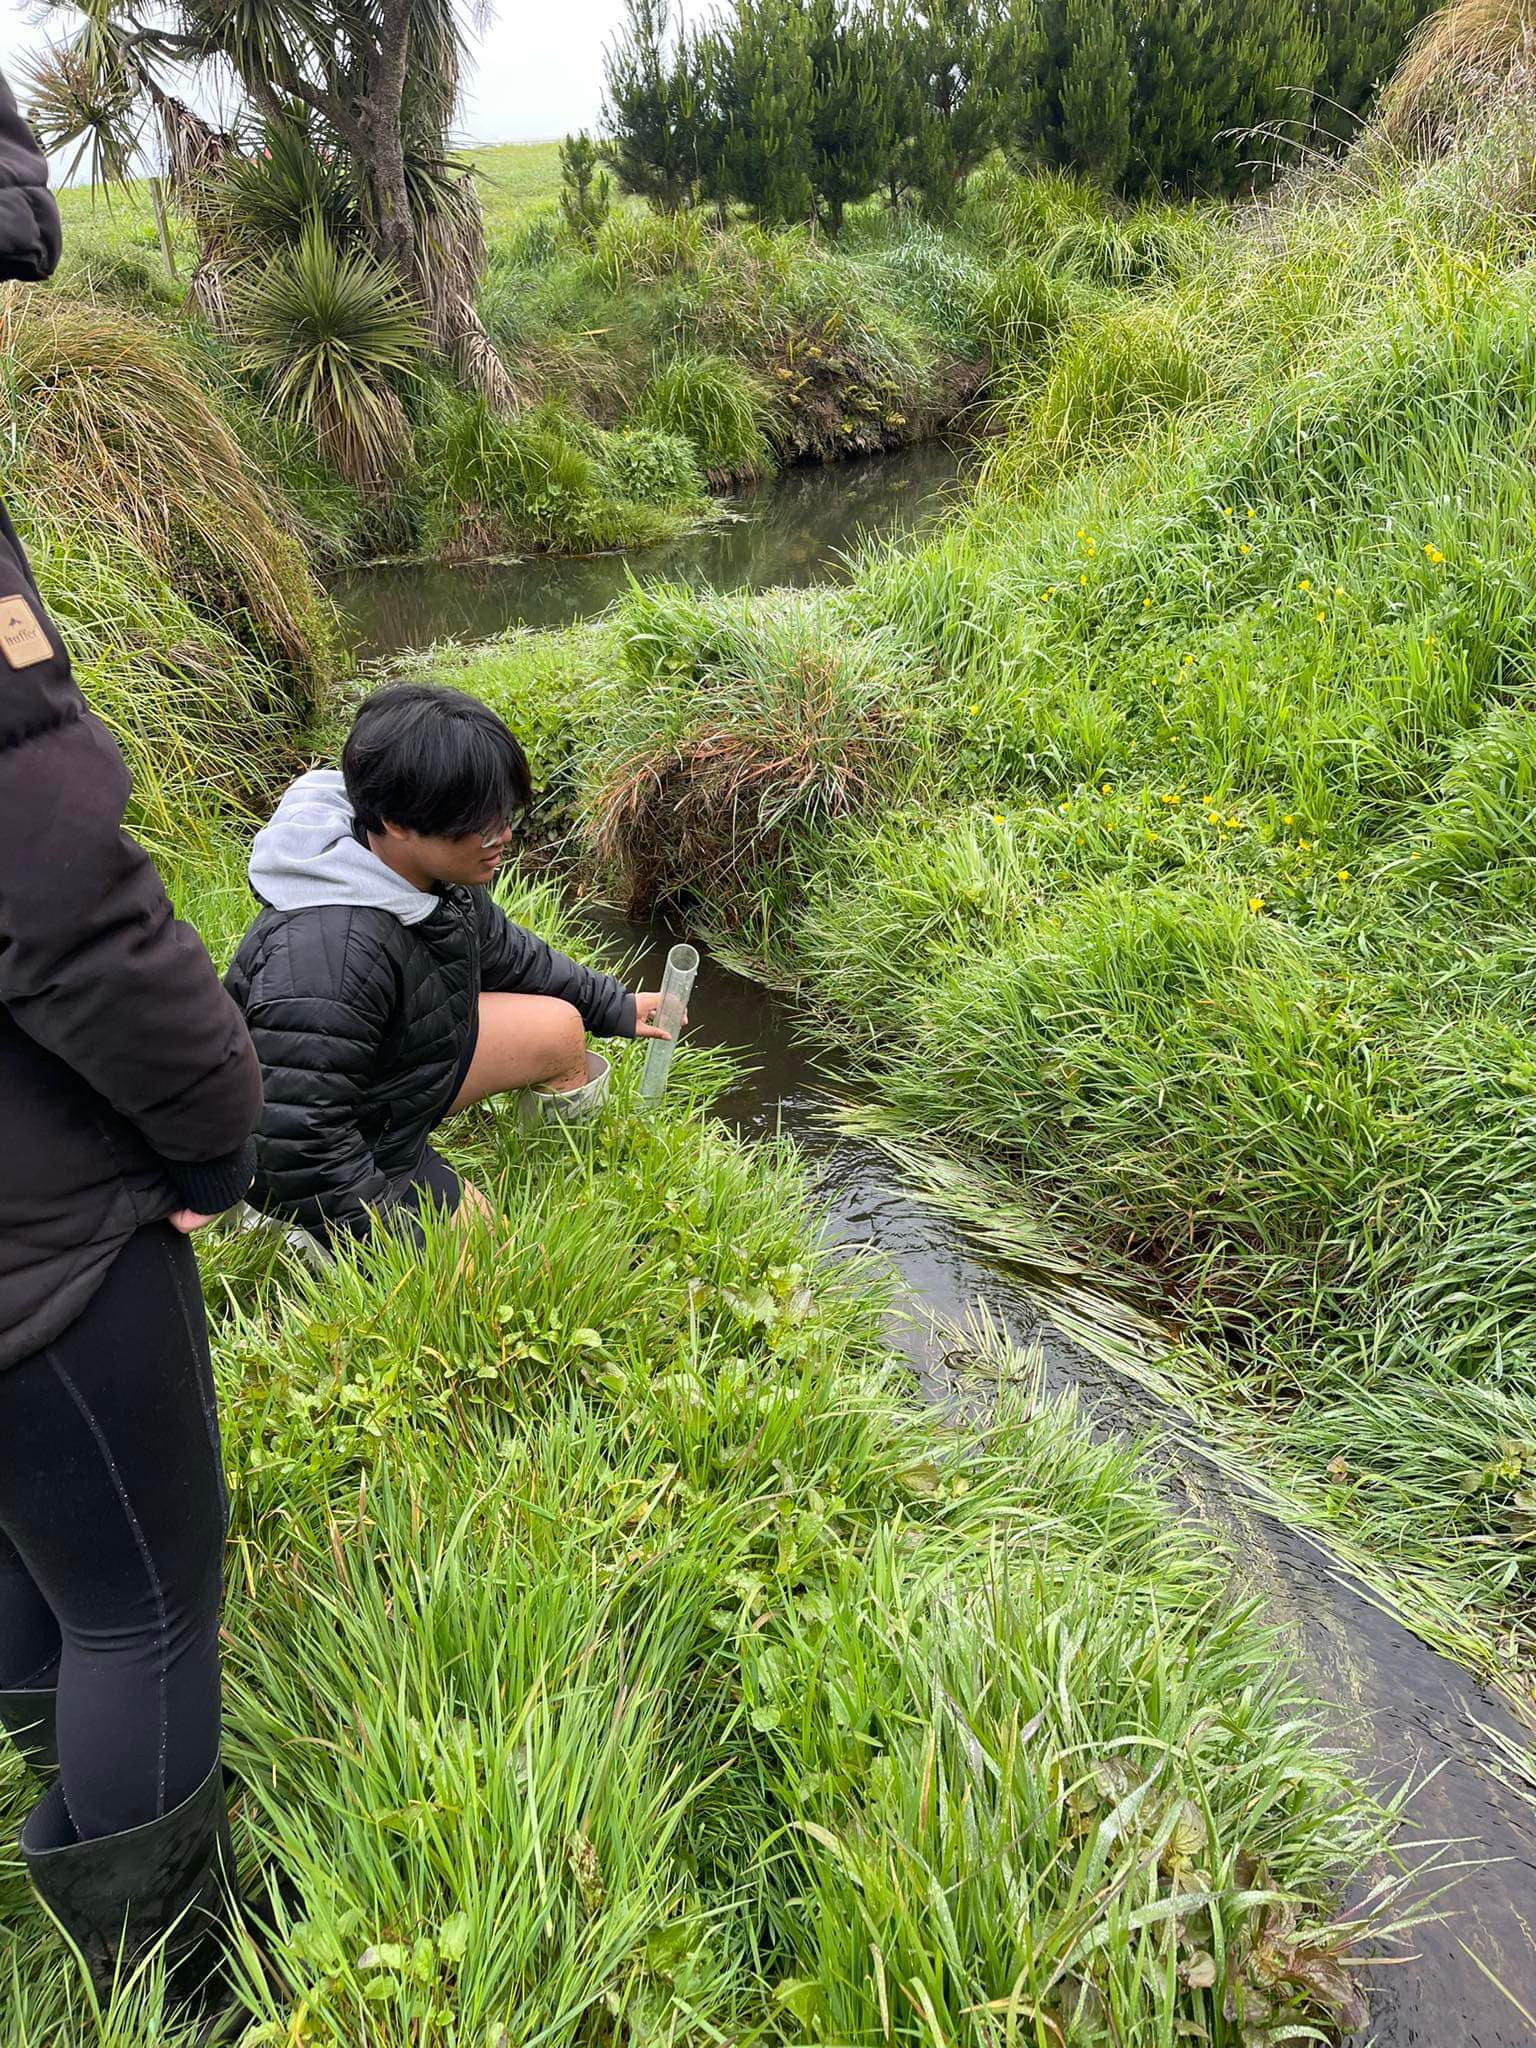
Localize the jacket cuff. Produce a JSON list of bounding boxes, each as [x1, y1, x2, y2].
[[608, 984, 637, 1038], [161, 1139, 257, 1217]]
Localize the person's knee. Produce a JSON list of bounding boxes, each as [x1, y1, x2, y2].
[[538, 1000, 588, 1089]]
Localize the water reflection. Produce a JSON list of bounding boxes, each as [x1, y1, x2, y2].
[[331, 441, 967, 658]]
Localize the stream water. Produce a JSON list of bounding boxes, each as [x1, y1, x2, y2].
[[345, 449, 1536, 2045], [331, 440, 966, 658]]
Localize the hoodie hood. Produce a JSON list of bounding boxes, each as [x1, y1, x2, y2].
[[249, 770, 438, 925]]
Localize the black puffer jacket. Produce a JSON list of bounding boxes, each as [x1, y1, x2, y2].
[[0, 68, 262, 1369], [225, 787, 633, 1237]]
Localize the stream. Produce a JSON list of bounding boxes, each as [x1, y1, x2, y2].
[[339, 447, 1536, 2046]]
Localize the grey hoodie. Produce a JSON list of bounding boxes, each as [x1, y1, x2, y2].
[[248, 769, 438, 925]]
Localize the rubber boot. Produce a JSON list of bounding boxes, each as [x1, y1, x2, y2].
[[21, 1760, 238, 2022], [0, 1688, 58, 1780]]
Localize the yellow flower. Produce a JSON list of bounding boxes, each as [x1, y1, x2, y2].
[[993, 814, 1005, 825], [1316, 610, 1327, 623], [1183, 654, 1195, 667], [1299, 838, 1314, 850], [1424, 543, 1444, 564], [1247, 506, 1257, 520], [1160, 792, 1181, 805], [1142, 596, 1154, 608], [1248, 896, 1265, 914], [1221, 505, 1234, 519], [1239, 543, 1251, 555], [1100, 782, 1112, 795], [1043, 587, 1054, 599], [1336, 868, 1351, 881], [1298, 579, 1312, 593], [968, 704, 980, 716], [1058, 800, 1070, 813], [1079, 574, 1088, 586], [1206, 811, 1221, 824], [1334, 585, 1345, 598], [1282, 813, 1295, 825], [1076, 527, 1085, 539]]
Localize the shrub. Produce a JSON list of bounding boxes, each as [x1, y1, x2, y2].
[[1016, 300, 1209, 467], [635, 352, 776, 484], [589, 584, 912, 910], [595, 424, 707, 507], [970, 251, 1072, 376], [0, 285, 330, 684]]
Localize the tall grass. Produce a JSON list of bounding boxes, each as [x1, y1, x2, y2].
[[0, 609, 1395, 2043], [488, 106, 1536, 1676], [0, 892, 1396, 2044]]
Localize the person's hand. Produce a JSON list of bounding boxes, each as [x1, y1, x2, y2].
[[168, 1209, 219, 1234], [634, 991, 685, 1041], [456, 1179, 493, 1226]]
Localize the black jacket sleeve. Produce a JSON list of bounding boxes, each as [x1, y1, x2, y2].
[[0, 514, 263, 1211], [0, 69, 62, 284], [476, 892, 635, 1036], [237, 911, 422, 1238]]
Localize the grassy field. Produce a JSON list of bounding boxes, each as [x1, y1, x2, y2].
[[410, 108, 1536, 1703], [0, 384, 1398, 2043]]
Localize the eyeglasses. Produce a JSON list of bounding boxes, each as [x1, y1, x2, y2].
[[476, 819, 516, 850]]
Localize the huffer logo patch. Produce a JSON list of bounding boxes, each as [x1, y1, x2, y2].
[[0, 596, 51, 670]]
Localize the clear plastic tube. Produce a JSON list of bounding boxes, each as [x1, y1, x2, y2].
[[637, 943, 699, 1104]]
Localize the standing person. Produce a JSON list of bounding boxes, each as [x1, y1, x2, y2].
[[0, 69, 263, 2009], [226, 683, 672, 1246]]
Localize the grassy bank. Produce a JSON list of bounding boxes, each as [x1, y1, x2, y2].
[[0, 881, 1399, 2044], [48, 142, 1192, 570], [424, 112, 1536, 1695], [0, 343, 1399, 2044]]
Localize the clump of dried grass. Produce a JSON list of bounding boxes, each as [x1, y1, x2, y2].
[[589, 627, 905, 916], [1376, 0, 1536, 156]]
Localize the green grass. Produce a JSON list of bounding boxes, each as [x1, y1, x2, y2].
[[0, 328, 1401, 2037], [467, 140, 571, 235], [42, 149, 1146, 565], [0, 844, 1398, 2044], [425, 111, 1536, 1694]]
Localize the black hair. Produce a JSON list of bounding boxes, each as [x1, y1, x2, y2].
[[343, 684, 533, 841]]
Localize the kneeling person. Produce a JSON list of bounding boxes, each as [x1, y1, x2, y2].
[[228, 684, 668, 1240]]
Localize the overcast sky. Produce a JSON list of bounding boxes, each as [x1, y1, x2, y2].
[[0, 0, 646, 158]]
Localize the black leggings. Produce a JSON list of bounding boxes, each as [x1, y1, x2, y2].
[[0, 1223, 226, 1841]]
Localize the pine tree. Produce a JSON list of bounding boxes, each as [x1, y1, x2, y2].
[[1127, 0, 1320, 197], [559, 132, 612, 245], [804, 0, 892, 233], [601, 0, 702, 212], [1312, 0, 1436, 146], [710, 0, 818, 224], [991, 0, 1049, 177], [892, 0, 1016, 212], [1047, 0, 1132, 190]]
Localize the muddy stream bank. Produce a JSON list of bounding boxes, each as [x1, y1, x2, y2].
[[337, 446, 1536, 2046]]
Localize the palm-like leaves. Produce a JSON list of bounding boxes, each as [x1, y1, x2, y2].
[[209, 119, 361, 252], [235, 221, 426, 484]]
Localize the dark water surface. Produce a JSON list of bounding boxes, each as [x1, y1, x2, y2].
[[331, 441, 966, 658], [359, 450, 1536, 2044]]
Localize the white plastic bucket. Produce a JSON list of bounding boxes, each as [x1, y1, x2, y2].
[[514, 1048, 611, 1128]]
